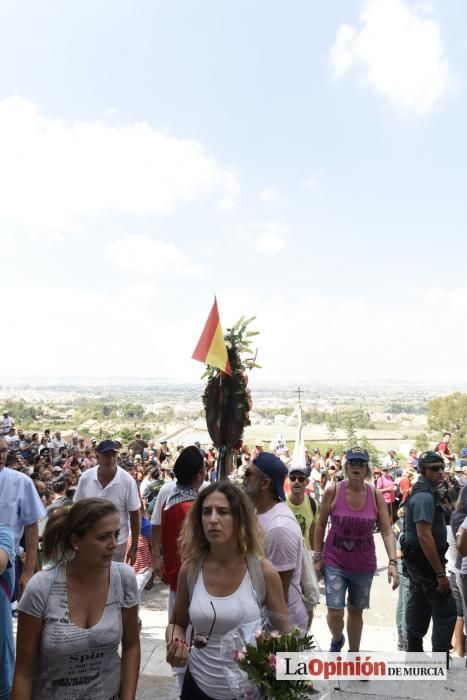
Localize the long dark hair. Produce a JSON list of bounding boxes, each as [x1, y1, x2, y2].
[[43, 497, 118, 562]]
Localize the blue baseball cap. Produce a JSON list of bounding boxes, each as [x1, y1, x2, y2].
[[253, 451, 288, 501], [96, 439, 119, 454], [346, 448, 369, 462]]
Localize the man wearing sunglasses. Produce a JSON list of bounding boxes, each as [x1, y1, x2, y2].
[[244, 451, 309, 631], [286, 466, 317, 551], [403, 451, 457, 655]]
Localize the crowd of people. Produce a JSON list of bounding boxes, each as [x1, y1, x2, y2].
[[1, 410, 467, 698]]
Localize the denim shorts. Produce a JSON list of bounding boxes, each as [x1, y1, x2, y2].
[[323, 564, 374, 610]]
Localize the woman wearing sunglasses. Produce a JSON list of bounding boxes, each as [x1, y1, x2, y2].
[[314, 448, 399, 654], [166, 481, 289, 700]]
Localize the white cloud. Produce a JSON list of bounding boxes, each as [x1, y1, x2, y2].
[[107, 236, 201, 277], [252, 221, 286, 255], [330, 0, 455, 117], [259, 185, 284, 204], [302, 177, 319, 191], [0, 97, 240, 236], [217, 197, 236, 210], [0, 282, 206, 379]]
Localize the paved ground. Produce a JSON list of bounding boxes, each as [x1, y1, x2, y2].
[[137, 537, 466, 699]]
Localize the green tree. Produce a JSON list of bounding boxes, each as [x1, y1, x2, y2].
[[343, 415, 358, 449], [326, 414, 338, 442], [359, 435, 381, 468], [427, 392, 467, 454], [415, 432, 430, 453]]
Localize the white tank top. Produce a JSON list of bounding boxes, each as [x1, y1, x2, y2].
[[189, 568, 263, 700]]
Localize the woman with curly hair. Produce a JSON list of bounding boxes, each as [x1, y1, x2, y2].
[[166, 481, 289, 700]]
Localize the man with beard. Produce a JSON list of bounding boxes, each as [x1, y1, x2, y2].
[[244, 451, 308, 631], [403, 451, 456, 656]]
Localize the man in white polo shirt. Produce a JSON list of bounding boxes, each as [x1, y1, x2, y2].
[[74, 439, 141, 564]]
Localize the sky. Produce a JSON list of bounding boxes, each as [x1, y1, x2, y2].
[[1, 0, 467, 384]]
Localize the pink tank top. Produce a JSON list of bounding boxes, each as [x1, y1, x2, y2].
[[323, 481, 377, 573]]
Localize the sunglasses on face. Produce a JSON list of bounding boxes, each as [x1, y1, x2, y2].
[[348, 460, 368, 468], [289, 475, 306, 483], [425, 465, 445, 472]]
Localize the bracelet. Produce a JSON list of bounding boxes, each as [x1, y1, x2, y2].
[[388, 559, 397, 567], [435, 571, 446, 578], [312, 553, 323, 562]]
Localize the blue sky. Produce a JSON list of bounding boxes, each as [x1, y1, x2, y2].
[[1, 0, 467, 383]]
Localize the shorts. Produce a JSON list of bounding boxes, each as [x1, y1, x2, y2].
[[448, 571, 464, 618], [323, 564, 374, 610]]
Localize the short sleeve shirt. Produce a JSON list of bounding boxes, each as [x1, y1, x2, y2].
[[405, 476, 447, 551], [1, 417, 14, 434], [74, 467, 141, 545], [0, 525, 15, 700], [257, 502, 308, 630], [150, 480, 177, 526], [0, 467, 46, 552], [18, 562, 139, 700], [285, 496, 316, 550]]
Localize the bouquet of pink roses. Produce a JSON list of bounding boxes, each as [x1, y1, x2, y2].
[[233, 627, 315, 699]]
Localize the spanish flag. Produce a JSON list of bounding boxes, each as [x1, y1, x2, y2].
[[192, 298, 233, 375]]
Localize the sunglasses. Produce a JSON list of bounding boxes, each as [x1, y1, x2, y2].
[[244, 466, 269, 481], [348, 460, 368, 468], [192, 601, 216, 648], [289, 475, 306, 483], [425, 465, 445, 472]]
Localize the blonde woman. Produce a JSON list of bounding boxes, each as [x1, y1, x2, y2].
[[166, 481, 288, 700], [314, 448, 399, 653]]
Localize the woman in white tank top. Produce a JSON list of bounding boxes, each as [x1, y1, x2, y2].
[[166, 482, 289, 700]]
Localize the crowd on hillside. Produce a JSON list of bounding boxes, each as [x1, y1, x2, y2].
[[1, 410, 467, 698]]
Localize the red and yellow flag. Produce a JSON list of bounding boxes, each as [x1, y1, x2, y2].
[[192, 298, 232, 375]]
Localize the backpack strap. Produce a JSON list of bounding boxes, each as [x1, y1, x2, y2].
[[245, 553, 266, 607], [186, 552, 266, 608], [186, 553, 207, 602], [308, 494, 317, 518]]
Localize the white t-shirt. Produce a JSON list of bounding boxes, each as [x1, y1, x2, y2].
[[50, 437, 66, 456], [150, 480, 177, 526], [18, 561, 139, 700], [5, 434, 19, 449], [74, 467, 141, 545], [1, 416, 14, 434], [257, 502, 308, 631]]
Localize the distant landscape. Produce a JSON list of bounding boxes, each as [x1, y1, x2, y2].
[[2, 379, 463, 459]]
